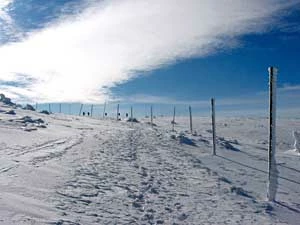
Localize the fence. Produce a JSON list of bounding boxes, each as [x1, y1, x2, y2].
[[29, 67, 300, 203]]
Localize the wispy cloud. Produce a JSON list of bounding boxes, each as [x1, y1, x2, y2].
[[0, 0, 13, 25], [120, 94, 267, 107], [123, 82, 300, 108], [279, 84, 300, 92], [0, 0, 299, 103]]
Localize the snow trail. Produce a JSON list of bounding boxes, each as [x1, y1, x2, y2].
[[50, 123, 279, 225]]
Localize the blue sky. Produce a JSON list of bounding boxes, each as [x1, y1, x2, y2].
[[0, 0, 300, 116]]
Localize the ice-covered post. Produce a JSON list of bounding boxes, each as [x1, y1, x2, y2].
[[91, 104, 94, 117], [130, 106, 133, 126], [117, 104, 120, 121], [103, 102, 107, 119], [172, 106, 176, 131], [150, 105, 153, 126], [293, 131, 300, 153], [79, 104, 83, 116], [211, 98, 216, 155], [267, 66, 279, 202], [189, 106, 193, 133], [59, 103, 62, 113]]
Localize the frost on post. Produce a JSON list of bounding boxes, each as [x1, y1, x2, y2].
[[293, 131, 300, 153], [267, 66, 279, 202]]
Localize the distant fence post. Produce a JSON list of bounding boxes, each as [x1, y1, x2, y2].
[[103, 102, 107, 119], [267, 66, 279, 202], [189, 106, 193, 133], [211, 98, 216, 155], [172, 106, 176, 131], [69, 104, 71, 115], [131, 106, 133, 126], [91, 104, 94, 117], [49, 104, 52, 114], [150, 105, 153, 127], [79, 104, 83, 116], [59, 103, 62, 113], [117, 104, 120, 120]]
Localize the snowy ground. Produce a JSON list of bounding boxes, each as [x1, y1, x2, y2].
[[0, 103, 299, 224]]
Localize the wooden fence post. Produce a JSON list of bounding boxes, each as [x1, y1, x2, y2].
[[91, 104, 94, 117], [151, 105, 153, 126], [117, 104, 120, 120], [267, 66, 279, 202], [172, 106, 176, 131], [211, 98, 216, 155], [103, 102, 107, 118], [79, 104, 83, 116], [189, 106, 193, 133]]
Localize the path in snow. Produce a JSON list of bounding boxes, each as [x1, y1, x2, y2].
[[49, 122, 278, 225]]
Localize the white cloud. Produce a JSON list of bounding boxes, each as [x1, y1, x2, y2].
[[0, 0, 299, 103], [0, 0, 12, 23]]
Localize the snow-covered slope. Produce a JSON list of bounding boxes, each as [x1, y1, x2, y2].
[[0, 103, 299, 224]]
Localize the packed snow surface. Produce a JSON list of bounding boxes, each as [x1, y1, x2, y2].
[[0, 102, 299, 224]]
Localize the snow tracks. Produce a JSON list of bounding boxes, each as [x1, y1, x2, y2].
[[51, 123, 279, 225]]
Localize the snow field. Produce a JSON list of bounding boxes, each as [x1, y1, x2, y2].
[[0, 103, 299, 224]]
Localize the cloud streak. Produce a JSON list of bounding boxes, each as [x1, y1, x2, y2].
[[0, 0, 299, 103]]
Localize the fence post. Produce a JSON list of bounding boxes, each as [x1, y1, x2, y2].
[[211, 98, 216, 155], [59, 103, 62, 113], [91, 104, 94, 117], [189, 106, 193, 133], [103, 101, 107, 118], [130, 106, 133, 126], [79, 104, 83, 116], [172, 106, 176, 131], [49, 104, 52, 114], [117, 104, 120, 121], [150, 105, 153, 127], [267, 66, 278, 202]]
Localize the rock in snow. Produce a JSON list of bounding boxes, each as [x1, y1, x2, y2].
[[23, 104, 36, 111]]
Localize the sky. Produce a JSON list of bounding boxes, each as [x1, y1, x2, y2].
[[0, 0, 300, 117]]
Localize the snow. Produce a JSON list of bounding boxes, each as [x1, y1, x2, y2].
[[0, 102, 300, 224]]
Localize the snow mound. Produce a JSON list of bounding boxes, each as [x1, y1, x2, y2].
[[127, 118, 139, 123], [218, 137, 240, 151], [171, 133, 197, 146], [40, 110, 50, 115], [4, 110, 16, 115], [23, 104, 35, 111], [146, 122, 157, 126], [0, 93, 15, 106], [13, 116, 47, 131]]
